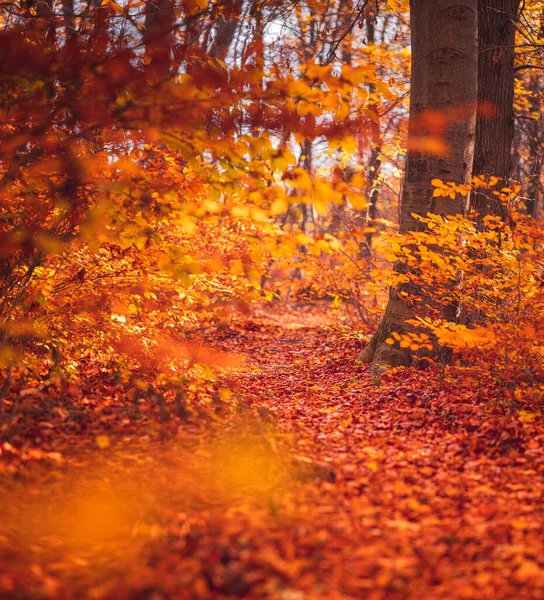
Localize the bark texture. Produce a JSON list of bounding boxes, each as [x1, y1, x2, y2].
[[361, 0, 478, 371], [472, 0, 520, 221]]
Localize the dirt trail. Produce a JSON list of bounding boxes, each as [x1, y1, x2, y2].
[[1, 306, 544, 599]]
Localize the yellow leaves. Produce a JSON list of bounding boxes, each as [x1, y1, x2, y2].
[[364, 107, 380, 124], [284, 172, 332, 216], [157, 254, 172, 273], [229, 259, 244, 276], [318, 406, 338, 414], [386, 330, 432, 352], [349, 194, 368, 211], [291, 231, 341, 258], [102, 0, 124, 14], [286, 167, 312, 191], [334, 101, 351, 121], [284, 174, 347, 217], [390, 240, 402, 253], [518, 410, 538, 424], [387, 332, 401, 344], [339, 417, 353, 429], [339, 136, 358, 155], [296, 232, 313, 246], [470, 174, 487, 188], [287, 78, 313, 99], [270, 196, 288, 216], [323, 233, 342, 251], [304, 63, 333, 81], [341, 64, 373, 85], [231, 205, 250, 219], [252, 207, 269, 222], [431, 178, 472, 199], [472, 174, 500, 188], [309, 239, 330, 256], [513, 75, 536, 115], [349, 173, 367, 189], [250, 136, 274, 157], [514, 560, 543, 583], [270, 148, 296, 172], [399, 318, 497, 352], [436, 324, 496, 350], [375, 80, 394, 101], [431, 178, 445, 196], [296, 100, 320, 117], [315, 176, 342, 211], [218, 387, 233, 401], [313, 192, 329, 217], [183, 0, 208, 14], [201, 199, 222, 214], [96, 435, 110, 449]]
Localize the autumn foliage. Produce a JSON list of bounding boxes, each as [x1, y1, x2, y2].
[[0, 1, 543, 599]]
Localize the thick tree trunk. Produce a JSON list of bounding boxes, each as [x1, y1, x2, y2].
[[471, 0, 520, 222], [360, 0, 478, 371]]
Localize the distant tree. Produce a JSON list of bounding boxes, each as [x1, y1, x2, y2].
[[143, 0, 176, 80], [472, 0, 521, 222]]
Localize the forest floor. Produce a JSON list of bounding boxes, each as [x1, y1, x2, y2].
[[1, 304, 544, 600]]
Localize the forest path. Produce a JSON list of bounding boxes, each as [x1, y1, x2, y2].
[[1, 305, 544, 599]]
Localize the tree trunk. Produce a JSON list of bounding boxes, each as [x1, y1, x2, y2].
[[471, 0, 520, 222], [144, 0, 176, 81], [360, 0, 478, 371], [208, 1, 243, 62], [28, 0, 56, 43], [63, 0, 76, 38], [363, 12, 382, 256]]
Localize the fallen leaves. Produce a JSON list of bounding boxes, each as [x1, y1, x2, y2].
[[0, 305, 543, 599], [96, 435, 110, 449]]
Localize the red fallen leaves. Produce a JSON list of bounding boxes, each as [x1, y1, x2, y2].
[[0, 304, 544, 599]]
